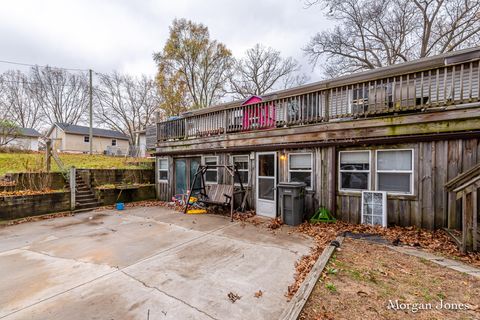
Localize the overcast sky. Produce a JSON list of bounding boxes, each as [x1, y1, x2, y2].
[[0, 0, 330, 81]]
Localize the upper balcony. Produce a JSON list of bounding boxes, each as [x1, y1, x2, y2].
[[156, 47, 480, 150]]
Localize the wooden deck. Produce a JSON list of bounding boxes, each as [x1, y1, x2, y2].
[[156, 47, 480, 150]]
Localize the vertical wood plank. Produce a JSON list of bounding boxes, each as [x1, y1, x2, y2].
[[435, 141, 447, 228], [422, 142, 434, 229]]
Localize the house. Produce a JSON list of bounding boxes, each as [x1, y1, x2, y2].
[[133, 125, 157, 157], [46, 123, 130, 155], [2, 127, 41, 151], [154, 47, 480, 245]]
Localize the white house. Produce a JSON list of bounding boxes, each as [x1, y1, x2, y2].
[[133, 126, 157, 158], [46, 123, 130, 155], [3, 127, 41, 151]]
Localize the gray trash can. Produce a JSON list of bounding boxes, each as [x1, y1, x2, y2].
[[277, 182, 306, 226]]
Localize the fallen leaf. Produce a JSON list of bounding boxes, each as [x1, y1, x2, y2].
[[228, 292, 241, 303]]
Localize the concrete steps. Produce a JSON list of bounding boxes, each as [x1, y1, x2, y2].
[[74, 173, 101, 211]]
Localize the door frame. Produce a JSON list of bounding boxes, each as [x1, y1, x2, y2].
[[256, 151, 277, 218]]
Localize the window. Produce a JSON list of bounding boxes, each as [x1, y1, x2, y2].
[[339, 151, 370, 191], [112, 139, 117, 146], [84, 136, 89, 143], [232, 155, 249, 185], [288, 153, 313, 189], [204, 156, 218, 183], [158, 158, 168, 182], [376, 149, 413, 194]]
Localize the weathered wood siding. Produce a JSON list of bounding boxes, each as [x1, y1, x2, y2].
[[155, 137, 479, 229], [333, 139, 480, 229], [145, 125, 157, 149]]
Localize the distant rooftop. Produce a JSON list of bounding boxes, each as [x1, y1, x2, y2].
[[55, 123, 129, 140], [18, 127, 41, 137]]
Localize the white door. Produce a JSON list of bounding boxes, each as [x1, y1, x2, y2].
[[256, 152, 277, 217]]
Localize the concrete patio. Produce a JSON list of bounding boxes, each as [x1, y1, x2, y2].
[[0, 206, 312, 320]]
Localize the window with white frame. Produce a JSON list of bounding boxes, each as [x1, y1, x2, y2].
[[204, 156, 218, 183], [157, 158, 168, 182], [339, 151, 370, 191], [84, 136, 89, 143], [111, 139, 117, 146], [232, 155, 249, 185], [288, 153, 313, 189], [376, 149, 413, 194]]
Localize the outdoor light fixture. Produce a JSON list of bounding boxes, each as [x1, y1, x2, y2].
[[280, 150, 287, 160]]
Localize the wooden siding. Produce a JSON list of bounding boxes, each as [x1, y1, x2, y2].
[[156, 137, 479, 230], [145, 125, 157, 149], [335, 139, 479, 229]]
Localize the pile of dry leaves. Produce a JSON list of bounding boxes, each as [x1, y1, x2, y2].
[[0, 188, 58, 197], [233, 210, 264, 226], [1, 211, 74, 227], [0, 181, 16, 187], [286, 221, 480, 299]]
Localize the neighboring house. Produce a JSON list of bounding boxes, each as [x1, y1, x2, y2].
[[3, 127, 41, 151], [46, 123, 129, 155], [133, 125, 157, 158], [154, 47, 480, 247]]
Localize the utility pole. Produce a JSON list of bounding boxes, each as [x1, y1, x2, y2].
[[89, 69, 93, 155]]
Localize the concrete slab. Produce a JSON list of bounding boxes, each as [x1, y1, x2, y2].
[[389, 245, 480, 278], [0, 249, 114, 318], [0, 207, 312, 320]]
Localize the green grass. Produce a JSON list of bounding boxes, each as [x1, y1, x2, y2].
[[0, 152, 153, 175], [325, 283, 337, 292]]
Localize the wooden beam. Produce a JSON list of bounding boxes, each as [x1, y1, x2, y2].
[[279, 236, 344, 320], [473, 189, 478, 252], [462, 192, 474, 253]]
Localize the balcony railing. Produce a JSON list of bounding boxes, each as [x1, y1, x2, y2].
[[158, 59, 480, 142]]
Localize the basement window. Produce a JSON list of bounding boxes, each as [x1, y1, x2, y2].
[[158, 158, 168, 182], [376, 149, 413, 194], [339, 151, 370, 191], [288, 153, 313, 189]]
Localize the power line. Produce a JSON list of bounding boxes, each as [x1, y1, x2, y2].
[[0, 78, 138, 101], [0, 59, 89, 72]]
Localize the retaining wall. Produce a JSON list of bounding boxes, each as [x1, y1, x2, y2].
[[0, 192, 71, 220]]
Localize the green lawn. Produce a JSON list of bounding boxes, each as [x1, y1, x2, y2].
[[0, 152, 153, 175]]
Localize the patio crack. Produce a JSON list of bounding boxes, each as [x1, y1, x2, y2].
[[121, 270, 219, 320]]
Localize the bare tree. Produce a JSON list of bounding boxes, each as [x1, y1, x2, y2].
[[94, 72, 160, 145], [0, 75, 19, 146], [229, 44, 308, 99], [304, 0, 480, 77], [154, 19, 233, 108], [30, 66, 89, 125], [0, 70, 43, 130], [0, 120, 20, 147]]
